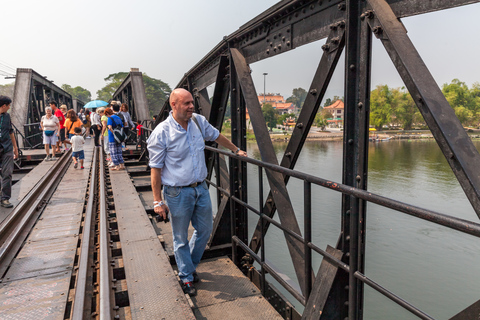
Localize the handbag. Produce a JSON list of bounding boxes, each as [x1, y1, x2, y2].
[[44, 130, 55, 136]]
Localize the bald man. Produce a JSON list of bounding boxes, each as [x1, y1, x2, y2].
[[147, 88, 246, 296]]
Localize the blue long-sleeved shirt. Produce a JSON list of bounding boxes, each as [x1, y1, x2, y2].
[[147, 112, 219, 187]]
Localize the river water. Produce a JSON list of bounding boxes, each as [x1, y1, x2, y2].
[[212, 139, 480, 320]]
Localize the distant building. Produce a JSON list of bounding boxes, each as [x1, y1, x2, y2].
[[258, 93, 295, 115], [324, 100, 344, 128]]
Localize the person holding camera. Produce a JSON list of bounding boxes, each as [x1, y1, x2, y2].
[[0, 96, 19, 208], [147, 88, 247, 296]]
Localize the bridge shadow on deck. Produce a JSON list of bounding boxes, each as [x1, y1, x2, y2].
[[186, 257, 282, 320]]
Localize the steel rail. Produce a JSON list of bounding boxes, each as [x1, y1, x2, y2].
[[71, 147, 98, 319], [98, 149, 112, 320], [206, 146, 480, 238], [0, 150, 72, 277]]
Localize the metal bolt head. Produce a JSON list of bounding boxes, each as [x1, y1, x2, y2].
[[322, 44, 330, 52], [373, 26, 383, 35]]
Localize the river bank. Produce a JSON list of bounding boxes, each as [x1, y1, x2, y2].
[[273, 129, 480, 142], [222, 128, 480, 142]]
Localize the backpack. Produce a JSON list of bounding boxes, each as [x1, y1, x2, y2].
[[192, 114, 204, 139], [112, 116, 126, 143], [116, 112, 126, 125]]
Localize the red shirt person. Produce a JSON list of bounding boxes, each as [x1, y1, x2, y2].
[[50, 102, 65, 153]]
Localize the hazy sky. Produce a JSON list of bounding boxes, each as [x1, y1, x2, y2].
[[1, 0, 480, 102]]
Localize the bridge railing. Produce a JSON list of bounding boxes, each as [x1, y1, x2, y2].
[[12, 123, 43, 150], [204, 145, 480, 320]]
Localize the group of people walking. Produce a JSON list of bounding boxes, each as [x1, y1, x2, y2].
[[40, 100, 136, 171]]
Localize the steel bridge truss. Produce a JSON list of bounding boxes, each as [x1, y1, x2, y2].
[[11, 68, 84, 149], [112, 68, 151, 122], [155, 1, 480, 319]]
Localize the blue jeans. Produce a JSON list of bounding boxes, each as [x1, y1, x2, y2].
[[163, 181, 213, 284]]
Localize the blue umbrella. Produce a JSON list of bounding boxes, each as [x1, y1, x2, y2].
[[83, 100, 109, 109]]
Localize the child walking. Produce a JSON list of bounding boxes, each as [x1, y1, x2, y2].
[[136, 120, 143, 147], [71, 127, 85, 169]]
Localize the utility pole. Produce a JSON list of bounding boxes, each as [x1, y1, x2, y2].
[[263, 73, 268, 105]]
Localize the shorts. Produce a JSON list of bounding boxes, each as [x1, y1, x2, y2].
[[59, 128, 66, 141], [72, 150, 85, 160], [43, 132, 58, 145]]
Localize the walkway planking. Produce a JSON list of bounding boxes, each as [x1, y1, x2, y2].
[[109, 167, 195, 320]]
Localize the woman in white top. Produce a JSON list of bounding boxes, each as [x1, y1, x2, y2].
[[40, 106, 60, 161], [90, 108, 102, 147]]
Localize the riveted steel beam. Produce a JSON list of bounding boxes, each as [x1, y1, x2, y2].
[[229, 49, 249, 265], [11, 68, 72, 149], [113, 70, 150, 121], [176, 0, 479, 95], [230, 47, 310, 295], [249, 27, 346, 255]]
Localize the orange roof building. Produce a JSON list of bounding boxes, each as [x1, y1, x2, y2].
[[324, 100, 344, 127], [258, 93, 295, 115]]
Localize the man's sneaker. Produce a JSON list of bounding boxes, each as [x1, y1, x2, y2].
[[1, 200, 13, 208], [193, 272, 200, 283], [80, 166, 84, 170], [44, 156, 50, 161], [183, 282, 197, 296], [51, 156, 57, 161], [74, 162, 78, 169]]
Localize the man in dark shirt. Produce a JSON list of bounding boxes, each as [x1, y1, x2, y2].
[[0, 96, 19, 208]]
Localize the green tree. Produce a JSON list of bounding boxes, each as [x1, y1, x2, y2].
[[0, 82, 15, 97], [370, 85, 393, 130], [314, 112, 328, 130], [323, 98, 332, 108], [96, 72, 130, 101], [61, 84, 92, 102], [278, 113, 296, 124], [390, 87, 421, 130], [262, 104, 278, 130], [286, 88, 307, 110], [96, 72, 171, 117], [442, 79, 479, 127]]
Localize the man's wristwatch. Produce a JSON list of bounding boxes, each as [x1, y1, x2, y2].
[[233, 147, 240, 154]]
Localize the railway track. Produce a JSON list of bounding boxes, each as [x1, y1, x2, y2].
[[0, 146, 131, 319]]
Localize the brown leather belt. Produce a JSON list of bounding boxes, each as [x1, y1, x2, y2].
[[185, 181, 203, 188]]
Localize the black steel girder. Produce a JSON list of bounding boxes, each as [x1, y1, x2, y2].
[[230, 48, 310, 295], [176, 0, 480, 95], [112, 69, 150, 121], [249, 26, 346, 255]]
